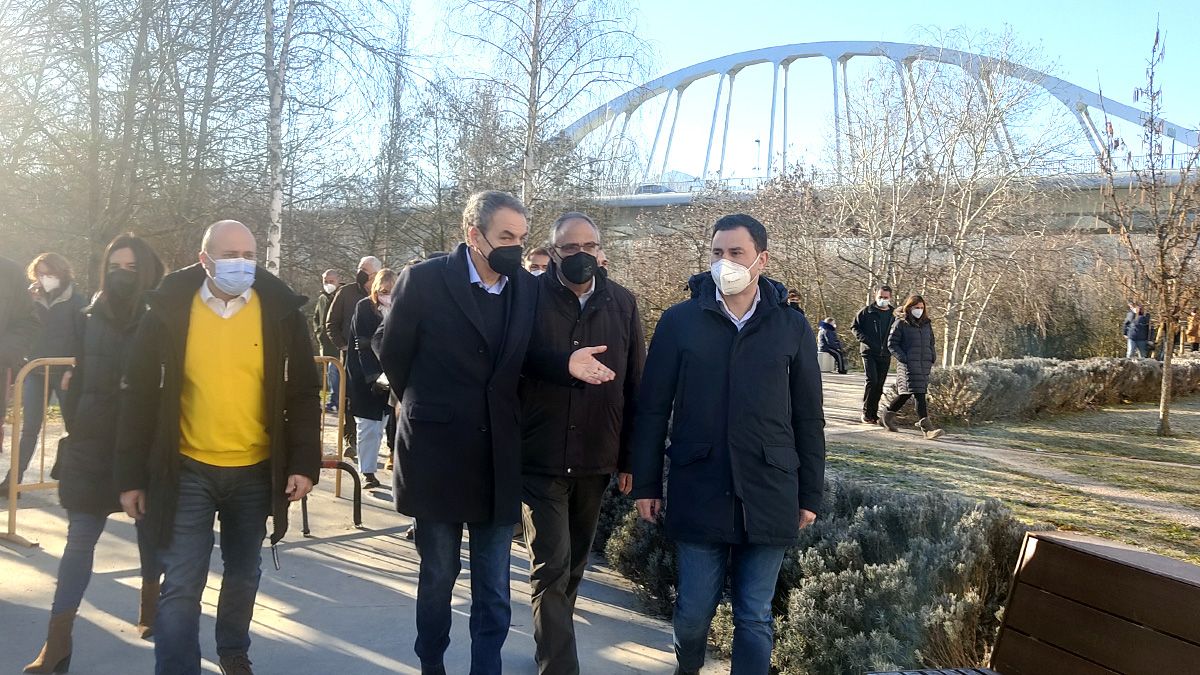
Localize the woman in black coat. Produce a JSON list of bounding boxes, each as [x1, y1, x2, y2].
[[349, 268, 395, 489], [881, 294, 944, 439], [25, 235, 166, 673]]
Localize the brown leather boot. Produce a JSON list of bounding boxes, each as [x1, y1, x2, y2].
[[136, 578, 159, 639], [917, 417, 945, 440], [880, 410, 900, 432], [24, 609, 75, 673]]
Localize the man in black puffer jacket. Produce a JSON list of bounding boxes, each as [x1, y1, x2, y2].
[[631, 214, 825, 675], [851, 285, 895, 424]]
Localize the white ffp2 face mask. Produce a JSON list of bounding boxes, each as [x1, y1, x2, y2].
[[39, 275, 61, 293], [912, 308, 924, 319], [323, 283, 336, 294], [711, 255, 761, 296]]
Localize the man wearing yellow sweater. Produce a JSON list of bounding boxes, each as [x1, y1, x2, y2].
[[115, 221, 321, 675]]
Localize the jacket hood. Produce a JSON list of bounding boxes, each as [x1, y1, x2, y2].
[[818, 320, 837, 331], [149, 263, 307, 317], [686, 272, 788, 307]]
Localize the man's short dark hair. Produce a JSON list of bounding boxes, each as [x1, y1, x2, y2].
[[525, 246, 550, 261], [462, 190, 527, 240], [877, 285, 893, 295], [712, 214, 768, 252]]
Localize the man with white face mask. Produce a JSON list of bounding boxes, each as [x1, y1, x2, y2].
[[114, 220, 321, 675], [631, 213, 826, 675], [851, 285, 896, 424], [313, 269, 342, 413]]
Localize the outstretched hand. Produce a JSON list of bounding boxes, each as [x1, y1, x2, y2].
[[569, 345, 616, 385]]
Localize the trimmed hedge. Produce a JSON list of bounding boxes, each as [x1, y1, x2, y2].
[[603, 477, 1038, 674], [889, 356, 1200, 425]]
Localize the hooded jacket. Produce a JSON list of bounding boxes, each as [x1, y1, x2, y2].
[[851, 302, 895, 358], [113, 264, 322, 547], [817, 321, 844, 353], [630, 273, 826, 546]]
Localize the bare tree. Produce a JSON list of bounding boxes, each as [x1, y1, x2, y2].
[[1100, 28, 1200, 436]]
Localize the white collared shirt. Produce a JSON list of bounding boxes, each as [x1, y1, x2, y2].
[[716, 287, 761, 331], [558, 270, 596, 309], [199, 280, 252, 319], [466, 249, 508, 295]]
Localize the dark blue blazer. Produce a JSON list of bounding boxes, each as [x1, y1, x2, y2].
[[630, 273, 826, 546], [379, 243, 548, 524]]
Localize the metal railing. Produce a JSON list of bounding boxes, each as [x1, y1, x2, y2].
[[2, 355, 351, 548]]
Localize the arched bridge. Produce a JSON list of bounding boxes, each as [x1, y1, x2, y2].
[[564, 41, 1198, 202]]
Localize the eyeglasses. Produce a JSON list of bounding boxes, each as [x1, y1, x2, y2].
[[554, 242, 602, 255]]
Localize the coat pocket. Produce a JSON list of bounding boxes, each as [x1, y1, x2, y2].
[[407, 402, 452, 423], [763, 444, 800, 472], [667, 442, 712, 467]]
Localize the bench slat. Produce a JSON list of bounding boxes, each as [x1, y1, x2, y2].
[[992, 629, 1119, 675], [1000, 582, 1200, 674], [1018, 535, 1200, 644]]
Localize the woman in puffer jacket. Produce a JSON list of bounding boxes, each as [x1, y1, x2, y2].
[[25, 234, 166, 673], [881, 294, 944, 439]]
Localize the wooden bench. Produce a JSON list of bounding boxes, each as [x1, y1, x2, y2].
[[870, 531, 1200, 675]]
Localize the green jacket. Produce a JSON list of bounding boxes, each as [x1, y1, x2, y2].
[[312, 290, 336, 356]]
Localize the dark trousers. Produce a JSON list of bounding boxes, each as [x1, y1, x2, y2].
[[822, 348, 848, 374], [6, 369, 68, 486], [888, 392, 928, 419], [414, 519, 514, 674], [521, 473, 610, 675], [155, 458, 271, 675], [861, 355, 892, 419]]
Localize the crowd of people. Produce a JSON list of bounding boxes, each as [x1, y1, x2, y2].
[[4, 188, 1145, 674]]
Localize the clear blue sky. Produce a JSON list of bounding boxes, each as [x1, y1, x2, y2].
[[408, 0, 1199, 179]]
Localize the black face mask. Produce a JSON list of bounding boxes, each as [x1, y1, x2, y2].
[[559, 251, 598, 285], [480, 233, 524, 278], [356, 269, 370, 287], [106, 268, 138, 301]]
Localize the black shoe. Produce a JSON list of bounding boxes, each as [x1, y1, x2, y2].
[[363, 473, 382, 490], [219, 653, 254, 675], [420, 665, 446, 675], [404, 526, 416, 541], [343, 446, 357, 460]]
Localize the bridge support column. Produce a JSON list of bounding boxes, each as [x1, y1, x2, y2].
[[782, 63, 791, 172], [717, 72, 738, 180], [767, 62, 780, 178], [660, 86, 686, 179], [702, 73, 727, 181], [646, 89, 673, 181]]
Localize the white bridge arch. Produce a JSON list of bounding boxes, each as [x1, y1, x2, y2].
[[564, 41, 1199, 184]]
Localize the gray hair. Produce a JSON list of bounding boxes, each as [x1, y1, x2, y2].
[[549, 211, 601, 247], [461, 191, 527, 240]]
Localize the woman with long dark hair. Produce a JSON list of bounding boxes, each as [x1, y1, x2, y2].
[[349, 268, 396, 489], [25, 234, 167, 673], [881, 294, 944, 440]]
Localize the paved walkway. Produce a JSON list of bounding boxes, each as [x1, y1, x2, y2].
[[0, 444, 728, 674]]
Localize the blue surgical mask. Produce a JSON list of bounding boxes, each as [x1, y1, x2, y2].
[[209, 257, 256, 295]]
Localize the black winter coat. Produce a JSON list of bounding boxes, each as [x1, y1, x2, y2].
[[851, 303, 894, 357], [57, 302, 140, 514], [520, 264, 645, 477], [113, 265, 323, 547], [888, 311, 936, 395], [379, 244, 569, 525], [31, 284, 87, 360], [630, 274, 826, 546], [1123, 310, 1151, 342], [817, 321, 844, 353], [0, 256, 37, 373], [349, 296, 389, 421]]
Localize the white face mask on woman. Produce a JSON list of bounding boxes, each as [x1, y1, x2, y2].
[[912, 308, 924, 319], [710, 254, 762, 296], [39, 275, 61, 293]]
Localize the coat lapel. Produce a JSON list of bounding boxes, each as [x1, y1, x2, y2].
[[442, 243, 490, 347]]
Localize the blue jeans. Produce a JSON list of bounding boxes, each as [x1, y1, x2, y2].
[[155, 459, 271, 675], [354, 416, 386, 474], [413, 520, 513, 674], [51, 510, 160, 614], [7, 369, 67, 486], [673, 541, 786, 675], [1127, 338, 1149, 358], [325, 362, 341, 410]]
